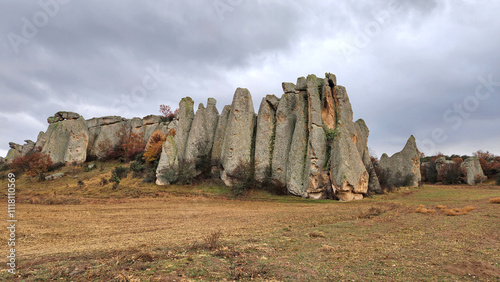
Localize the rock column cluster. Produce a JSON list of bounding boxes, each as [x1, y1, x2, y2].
[[156, 73, 414, 200]]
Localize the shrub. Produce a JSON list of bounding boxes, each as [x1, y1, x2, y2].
[[120, 131, 145, 160], [195, 153, 212, 180], [373, 165, 390, 189], [129, 161, 145, 178], [0, 163, 10, 172], [421, 160, 438, 183], [227, 163, 255, 197], [143, 130, 170, 163], [497, 174, 500, 186], [112, 165, 129, 180], [159, 104, 179, 121], [175, 160, 196, 185], [98, 126, 145, 161], [473, 150, 500, 177], [10, 152, 53, 177], [142, 169, 157, 183], [204, 230, 222, 250], [100, 177, 109, 186], [437, 158, 466, 184]]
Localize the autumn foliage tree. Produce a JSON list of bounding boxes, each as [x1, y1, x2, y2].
[[118, 127, 145, 160], [159, 104, 179, 121], [143, 128, 176, 163], [10, 152, 53, 177], [100, 125, 145, 161], [473, 150, 500, 177]]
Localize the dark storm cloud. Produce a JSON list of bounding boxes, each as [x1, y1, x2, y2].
[[1, 0, 499, 158]]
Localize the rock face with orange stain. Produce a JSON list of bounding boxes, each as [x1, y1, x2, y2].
[[378, 135, 421, 187], [40, 116, 89, 164], [327, 84, 369, 201]]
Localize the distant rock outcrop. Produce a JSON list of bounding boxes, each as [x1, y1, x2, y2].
[[378, 136, 421, 187], [461, 157, 486, 185]]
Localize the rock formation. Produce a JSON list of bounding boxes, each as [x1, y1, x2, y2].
[[40, 116, 89, 164], [154, 73, 383, 200], [461, 157, 486, 185], [220, 88, 255, 186], [6, 73, 423, 201], [5, 111, 172, 165], [378, 136, 421, 187], [254, 95, 279, 182]]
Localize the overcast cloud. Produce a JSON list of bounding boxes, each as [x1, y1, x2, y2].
[[1, 0, 499, 159]]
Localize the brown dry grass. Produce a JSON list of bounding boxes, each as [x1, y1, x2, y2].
[[1, 166, 499, 280], [443, 206, 476, 216], [489, 197, 500, 204], [415, 204, 436, 214], [321, 245, 335, 252]]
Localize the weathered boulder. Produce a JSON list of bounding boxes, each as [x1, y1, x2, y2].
[[211, 105, 231, 165], [143, 115, 163, 125], [156, 135, 179, 185], [220, 88, 255, 185], [41, 116, 89, 164], [272, 93, 297, 186], [295, 76, 307, 91], [286, 91, 308, 196], [328, 81, 369, 201], [45, 172, 64, 181], [461, 157, 486, 185], [55, 111, 80, 120], [303, 74, 331, 199], [282, 82, 297, 94], [5, 142, 22, 163], [378, 135, 421, 187], [88, 120, 131, 158], [205, 98, 219, 152], [185, 99, 219, 170], [435, 156, 453, 172], [174, 97, 195, 162], [354, 119, 382, 194], [86, 116, 126, 157], [21, 140, 36, 156], [254, 95, 279, 181]]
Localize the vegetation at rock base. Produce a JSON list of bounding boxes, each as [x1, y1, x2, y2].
[[10, 152, 53, 177]]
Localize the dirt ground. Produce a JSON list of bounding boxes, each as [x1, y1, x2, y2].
[[1, 183, 499, 281]]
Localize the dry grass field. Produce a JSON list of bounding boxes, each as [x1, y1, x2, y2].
[[1, 162, 499, 281]]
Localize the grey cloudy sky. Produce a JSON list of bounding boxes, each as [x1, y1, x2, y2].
[[1, 0, 499, 158]]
